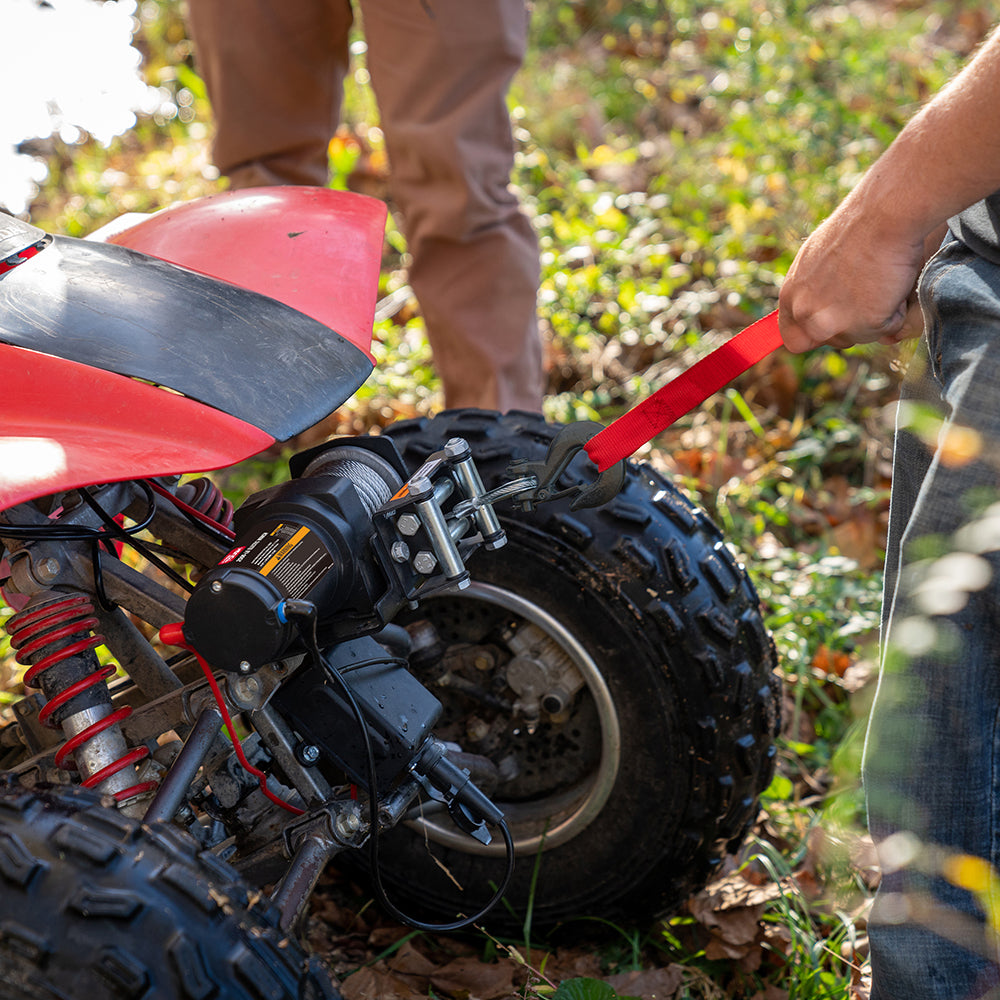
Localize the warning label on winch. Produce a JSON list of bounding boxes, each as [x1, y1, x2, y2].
[[230, 521, 336, 600]]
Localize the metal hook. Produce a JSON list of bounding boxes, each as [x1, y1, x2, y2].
[[507, 422, 626, 511]]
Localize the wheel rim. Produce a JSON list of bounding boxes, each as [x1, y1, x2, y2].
[[405, 580, 621, 857]]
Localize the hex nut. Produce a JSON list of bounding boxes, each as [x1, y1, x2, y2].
[[413, 551, 437, 574], [397, 513, 421, 536]]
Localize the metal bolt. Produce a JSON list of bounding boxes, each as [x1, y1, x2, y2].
[[444, 438, 470, 460], [335, 808, 362, 840], [211, 580, 223, 593], [397, 513, 421, 536], [34, 558, 60, 584], [413, 550, 437, 574], [296, 742, 321, 766], [542, 692, 567, 714], [232, 675, 262, 706], [390, 540, 411, 563], [238, 660, 252, 674]]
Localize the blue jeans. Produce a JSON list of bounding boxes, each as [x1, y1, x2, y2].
[[868, 235, 1000, 999]]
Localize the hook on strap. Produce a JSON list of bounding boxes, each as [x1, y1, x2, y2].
[[507, 422, 626, 511]]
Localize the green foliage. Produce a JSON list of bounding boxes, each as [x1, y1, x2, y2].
[[752, 844, 863, 997], [5, 1, 989, 997], [553, 978, 636, 1000], [760, 550, 881, 676], [511, 0, 960, 412]]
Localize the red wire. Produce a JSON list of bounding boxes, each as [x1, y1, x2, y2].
[[159, 623, 304, 816], [148, 481, 237, 540]]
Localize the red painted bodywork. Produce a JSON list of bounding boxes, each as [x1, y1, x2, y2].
[[0, 344, 274, 511], [1, 187, 387, 511], [108, 187, 387, 361]]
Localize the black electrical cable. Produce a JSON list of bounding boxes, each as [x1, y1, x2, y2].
[[0, 480, 161, 609], [285, 602, 515, 932], [0, 481, 157, 542], [76, 486, 195, 595], [332, 654, 410, 674]]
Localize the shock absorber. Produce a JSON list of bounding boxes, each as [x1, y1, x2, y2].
[[175, 476, 235, 530], [5, 592, 157, 802]]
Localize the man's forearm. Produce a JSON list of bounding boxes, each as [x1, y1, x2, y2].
[[779, 24, 1000, 353], [857, 23, 1000, 244]]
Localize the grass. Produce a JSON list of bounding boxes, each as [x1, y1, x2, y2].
[[2, 0, 990, 995]]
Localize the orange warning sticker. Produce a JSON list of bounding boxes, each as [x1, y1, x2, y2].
[[261, 525, 311, 575]]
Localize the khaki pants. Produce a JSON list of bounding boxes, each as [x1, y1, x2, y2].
[[186, 0, 544, 412]]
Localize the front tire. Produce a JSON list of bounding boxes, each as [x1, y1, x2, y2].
[[0, 781, 338, 1000], [366, 409, 779, 928]]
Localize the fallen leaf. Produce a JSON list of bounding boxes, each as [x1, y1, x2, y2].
[[761, 921, 792, 960], [542, 949, 605, 983], [429, 956, 520, 1000], [850, 959, 872, 1000], [387, 941, 438, 978], [831, 515, 881, 570], [690, 871, 784, 918], [688, 871, 785, 971], [606, 965, 685, 999], [811, 643, 853, 677], [745, 356, 799, 418], [369, 926, 415, 949], [750, 986, 790, 1000], [341, 964, 426, 1000]]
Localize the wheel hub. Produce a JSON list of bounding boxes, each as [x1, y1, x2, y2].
[[401, 581, 620, 856]]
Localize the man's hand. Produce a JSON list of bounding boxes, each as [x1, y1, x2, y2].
[[778, 196, 929, 354]]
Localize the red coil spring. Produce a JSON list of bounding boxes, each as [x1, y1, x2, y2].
[[6, 595, 157, 801]]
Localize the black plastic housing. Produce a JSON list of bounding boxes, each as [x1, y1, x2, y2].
[[271, 636, 442, 789], [183, 474, 386, 671]]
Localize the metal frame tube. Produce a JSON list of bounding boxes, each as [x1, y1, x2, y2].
[[143, 705, 223, 824]]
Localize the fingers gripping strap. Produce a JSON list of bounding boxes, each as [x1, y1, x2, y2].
[[584, 310, 782, 471]]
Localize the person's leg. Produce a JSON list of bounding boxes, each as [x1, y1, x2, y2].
[[359, 0, 543, 412], [867, 236, 1000, 999], [186, 0, 351, 188]]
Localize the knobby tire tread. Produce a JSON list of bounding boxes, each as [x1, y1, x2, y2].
[[373, 409, 780, 927], [0, 781, 339, 1000]]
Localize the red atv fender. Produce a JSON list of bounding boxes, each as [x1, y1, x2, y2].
[[0, 187, 387, 511], [107, 186, 386, 359]]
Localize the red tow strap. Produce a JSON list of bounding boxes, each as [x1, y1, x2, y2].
[[584, 309, 782, 472]]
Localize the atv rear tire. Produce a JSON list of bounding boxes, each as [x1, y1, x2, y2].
[[0, 780, 338, 1000], [365, 409, 779, 929]]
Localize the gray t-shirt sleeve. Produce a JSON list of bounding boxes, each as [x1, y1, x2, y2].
[[950, 191, 1000, 265]]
